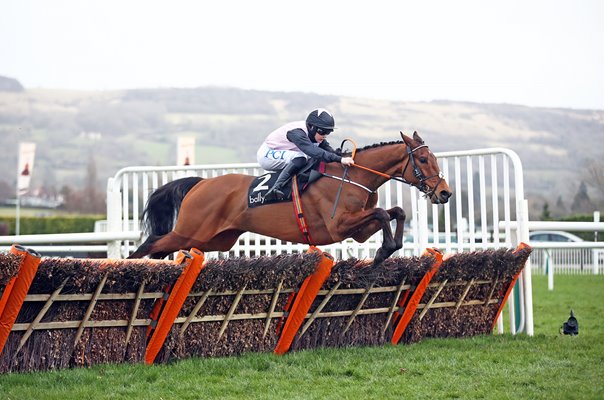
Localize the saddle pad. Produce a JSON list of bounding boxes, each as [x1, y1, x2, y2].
[[247, 162, 326, 209], [247, 172, 293, 208]]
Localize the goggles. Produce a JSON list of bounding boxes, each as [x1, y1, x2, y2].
[[316, 128, 332, 136]]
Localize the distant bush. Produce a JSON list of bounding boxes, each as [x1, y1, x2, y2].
[[0, 216, 99, 235], [554, 213, 604, 241]]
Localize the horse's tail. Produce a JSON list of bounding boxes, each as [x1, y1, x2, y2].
[[142, 176, 203, 237]]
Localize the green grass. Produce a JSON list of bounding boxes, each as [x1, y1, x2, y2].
[[1, 275, 603, 399]]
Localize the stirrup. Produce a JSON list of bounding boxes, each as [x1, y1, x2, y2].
[[263, 187, 285, 202]]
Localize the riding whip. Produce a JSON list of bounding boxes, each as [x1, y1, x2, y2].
[[331, 138, 357, 219]]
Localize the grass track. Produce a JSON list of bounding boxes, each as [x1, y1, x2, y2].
[[1, 275, 603, 399]]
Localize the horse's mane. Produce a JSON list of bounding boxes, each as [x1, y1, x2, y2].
[[339, 140, 403, 156]]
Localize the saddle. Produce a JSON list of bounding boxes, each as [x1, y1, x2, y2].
[[247, 160, 325, 208]]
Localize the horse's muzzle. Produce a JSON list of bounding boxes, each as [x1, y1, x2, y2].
[[433, 189, 452, 204]]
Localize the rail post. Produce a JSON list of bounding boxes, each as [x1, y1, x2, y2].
[[106, 177, 122, 258]]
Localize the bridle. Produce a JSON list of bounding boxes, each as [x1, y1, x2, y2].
[[393, 144, 445, 200], [349, 142, 444, 200]]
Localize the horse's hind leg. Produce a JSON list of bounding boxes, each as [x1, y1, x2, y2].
[[128, 235, 160, 259], [128, 232, 191, 259]]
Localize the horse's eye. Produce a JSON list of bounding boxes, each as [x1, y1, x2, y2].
[[419, 157, 427, 163]]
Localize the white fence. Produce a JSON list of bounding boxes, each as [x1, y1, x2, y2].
[[0, 147, 533, 334], [501, 220, 604, 276], [531, 246, 603, 275], [104, 148, 529, 257]]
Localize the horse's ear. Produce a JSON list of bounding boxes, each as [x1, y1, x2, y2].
[[400, 131, 411, 145], [413, 131, 424, 144]]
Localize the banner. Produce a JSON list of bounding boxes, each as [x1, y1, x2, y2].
[[17, 142, 36, 195], [177, 136, 195, 166]]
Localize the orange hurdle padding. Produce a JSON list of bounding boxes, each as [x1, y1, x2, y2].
[[490, 242, 532, 331], [0, 278, 17, 318], [146, 284, 171, 339], [145, 251, 191, 339], [275, 292, 296, 337], [0, 245, 42, 356], [391, 248, 444, 345], [274, 246, 334, 355], [391, 288, 412, 326], [145, 248, 205, 365]]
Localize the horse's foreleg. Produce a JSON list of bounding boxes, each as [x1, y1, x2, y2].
[[373, 207, 406, 266], [376, 211, 394, 265], [337, 207, 404, 266], [390, 207, 406, 249]]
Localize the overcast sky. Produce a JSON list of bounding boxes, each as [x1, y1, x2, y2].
[[1, 0, 603, 110]]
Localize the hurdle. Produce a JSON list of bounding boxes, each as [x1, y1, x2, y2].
[[0, 243, 531, 373]]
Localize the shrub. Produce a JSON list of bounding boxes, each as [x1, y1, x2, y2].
[[0, 216, 99, 235]]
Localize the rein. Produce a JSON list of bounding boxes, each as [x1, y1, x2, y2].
[[322, 172, 373, 193], [351, 163, 391, 179]]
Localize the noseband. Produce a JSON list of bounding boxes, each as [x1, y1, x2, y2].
[[393, 144, 444, 200]]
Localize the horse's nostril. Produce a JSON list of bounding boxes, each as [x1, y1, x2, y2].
[[440, 191, 452, 202]]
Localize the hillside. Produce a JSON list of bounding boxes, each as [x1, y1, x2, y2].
[[0, 86, 603, 216]]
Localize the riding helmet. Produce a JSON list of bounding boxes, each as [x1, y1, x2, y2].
[[306, 109, 336, 131]]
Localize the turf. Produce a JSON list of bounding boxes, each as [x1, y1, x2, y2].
[[1, 274, 602, 399]]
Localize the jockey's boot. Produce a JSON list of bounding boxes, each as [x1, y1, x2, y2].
[[263, 162, 301, 202]]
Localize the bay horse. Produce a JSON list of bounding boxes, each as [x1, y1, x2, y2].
[[129, 131, 452, 265]]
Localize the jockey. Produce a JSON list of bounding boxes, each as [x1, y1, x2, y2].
[[257, 108, 355, 201]]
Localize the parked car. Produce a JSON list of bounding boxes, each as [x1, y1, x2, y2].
[[529, 231, 584, 243], [529, 230, 604, 270], [404, 233, 458, 244]]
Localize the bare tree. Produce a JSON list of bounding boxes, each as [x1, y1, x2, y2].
[[585, 158, 604, 200], [571, 181, 595, 213]]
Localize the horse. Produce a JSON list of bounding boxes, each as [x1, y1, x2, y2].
[[128, 131, 452, 266]]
